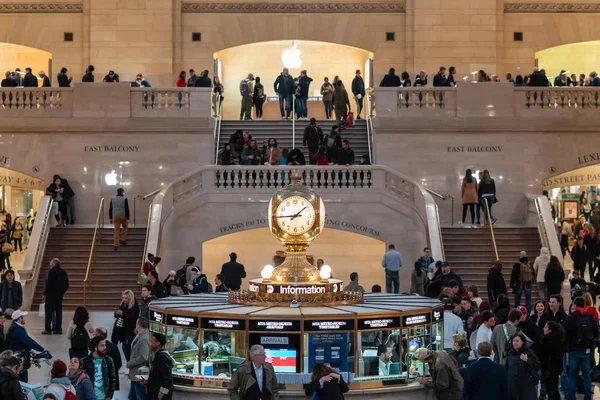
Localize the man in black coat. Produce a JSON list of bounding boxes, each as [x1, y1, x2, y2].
[[82, 336, 116, 400], [527, 67, 550, 87], [148, 271, 169, 299], [53, 174, 76, 224], [195, 70, 212, 87], [1, 72, 17, 88], [462, 342, 507, 400], [42, 258, 69, 334], [96, 327, 122, 390], [143, 333, 173, 400], [302, 118, 323, 165], [22, 68, 38, 87], [274, 68, 295, 119], [82, 65, 95, 82], [379, 68, 401, 87], [433, 67, 449, 87], [0, 357, 23, 400], [351, 70, 366, 120], [486, 260, 507, 306], [220, 252, 247, 291], [336, 140, 355, 166]]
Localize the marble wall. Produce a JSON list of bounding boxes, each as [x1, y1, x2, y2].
[[4, 0, 600, 86]]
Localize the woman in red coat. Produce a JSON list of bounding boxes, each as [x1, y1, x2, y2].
[[142, 253, 161, 276]]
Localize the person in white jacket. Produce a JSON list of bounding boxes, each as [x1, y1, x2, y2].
[[45, 359, 77, 400], [533, 247, 551, 301]]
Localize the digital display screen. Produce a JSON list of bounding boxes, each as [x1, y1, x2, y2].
[[358, 317, 401, 330], [200, 318, 246, 331], [265, 349, 297, 373], [150, 311, 164, 323], [402, 313, 431, 327], [249, 320, 301, 332], [166, 314, 198, 328], [304, 319, 355, 332]]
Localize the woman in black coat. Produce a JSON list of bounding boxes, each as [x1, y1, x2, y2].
[[494, 293, 510, 325], [544, 256, 565, 298], [505, 332, 541, 400], [540, 321, 565, 400], [305, 363, 349, 400], [111, 289, 139, 362]]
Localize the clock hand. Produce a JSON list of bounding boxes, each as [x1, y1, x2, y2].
[[290, 206, 308, 220], [275, 215, 297, 218]]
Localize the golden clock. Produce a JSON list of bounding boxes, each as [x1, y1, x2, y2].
[[275, 195, 316, 235]]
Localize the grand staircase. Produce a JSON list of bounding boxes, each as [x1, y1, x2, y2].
[[217, 119, 370, 162], [442, 227, 543, 306], [32, 227, 146, 311]]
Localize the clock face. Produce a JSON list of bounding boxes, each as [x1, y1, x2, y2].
[[275, 195, 316, 235]]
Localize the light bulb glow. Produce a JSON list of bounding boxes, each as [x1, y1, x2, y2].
[[320, 265, 331, 280], [261, 265, 274, 279]]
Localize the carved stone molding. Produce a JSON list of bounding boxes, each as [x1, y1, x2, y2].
[[182, 2, 405, 14], [0, 3, 83, 13], [505, 3, 600, 13]]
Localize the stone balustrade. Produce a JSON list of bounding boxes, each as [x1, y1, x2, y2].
[[0, 83, 212, 119]]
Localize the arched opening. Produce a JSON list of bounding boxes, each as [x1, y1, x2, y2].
[[202, 227, 385, 291], [0, 43, 53, 85], [535, 41, 600, 83], [214, 40, 373, 120], [542, 164, 600, 220]]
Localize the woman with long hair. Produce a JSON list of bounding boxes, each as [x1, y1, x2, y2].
[[305, 363, 349, 400], [410, 260, 426, 295], [111, 289, 139, 362], [219, 143, 233, 165], [530, 300, 546, 327], [495, 293, 510, 324], [176, 70, 186, 87], [540, 322, 565, 400], [67, 306, 94, 359], [266, 138, 281, 166], [461, 169, 478, 224], [505, 332, 541, 400], [478, 169, 497, 225], [544, 256, 565, 300], [313, 145, 328, 166], [534, 247, 551, 301], [11, 217, 24, 253], [467, 285, 482, 308], [212, 76, 224, 117], [47, 177, 67, 226], [253, 76, 266, 120]]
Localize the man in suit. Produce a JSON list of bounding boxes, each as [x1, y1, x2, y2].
[[96, 326, 123, 391], [462, 342, 507, 400]]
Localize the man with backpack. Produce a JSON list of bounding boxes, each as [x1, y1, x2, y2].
[[565, 296, 599, 400], [510, 251, 535, 314], [490, 308, 522, 364], [174, 256, 198, 295], [323, 125, 342, 164], [69, 316, 91, 359], [239, 73, 254, 121], [302, 118, 323, 165]]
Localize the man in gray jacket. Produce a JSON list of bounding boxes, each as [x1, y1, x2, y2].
[[127, 318, 150, 400], [109, 188, 129, 251]]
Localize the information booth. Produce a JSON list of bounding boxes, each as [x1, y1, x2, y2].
[[149, 293, 442, 400]]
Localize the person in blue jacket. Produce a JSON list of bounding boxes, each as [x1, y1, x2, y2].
[[7, 310, 46, 382], [462, 341, 507, 400]]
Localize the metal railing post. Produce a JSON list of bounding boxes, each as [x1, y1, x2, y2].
[[84, 198, 105, 307], [484, 198, 499, 260], [292, 98, 296, 148]]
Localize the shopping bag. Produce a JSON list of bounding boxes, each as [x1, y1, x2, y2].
[[137, 271, 148, 286], [39, 303, 45, 317], [2, 242, 14, 253], [346, 111, 354, 128]]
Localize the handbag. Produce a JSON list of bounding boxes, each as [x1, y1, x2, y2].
[[137, 271, 148, 286], [493, 195, 498, 204], [346, 111, 354, 128], [2, 242, 14, 253], [39, 303, 45, 317]]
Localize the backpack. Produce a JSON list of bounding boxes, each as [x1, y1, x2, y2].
[[64, 388, 79, 400], [326, 135, 336, 148], [576, 314, 595, 348], [175, 265, 190, 288], [71, 323, 90, 351], [469, 325, 479, 350], [256, 85, 265, 99], [240, 80, 250, 96], [196, 274, 213, 293], [519, 261, 534, 284]]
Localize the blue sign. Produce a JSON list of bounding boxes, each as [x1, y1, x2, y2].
[[307, 332, 349, 372]]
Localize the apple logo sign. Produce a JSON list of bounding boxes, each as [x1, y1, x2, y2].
[[281, 44, 302, 69], [104, 170, 119, 186], [266, 285, 274, 294]]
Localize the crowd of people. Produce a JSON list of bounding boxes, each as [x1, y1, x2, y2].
[[218, 120, 370, 167]]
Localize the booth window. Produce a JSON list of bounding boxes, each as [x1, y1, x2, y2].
[[357, 329, 401, 377]]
